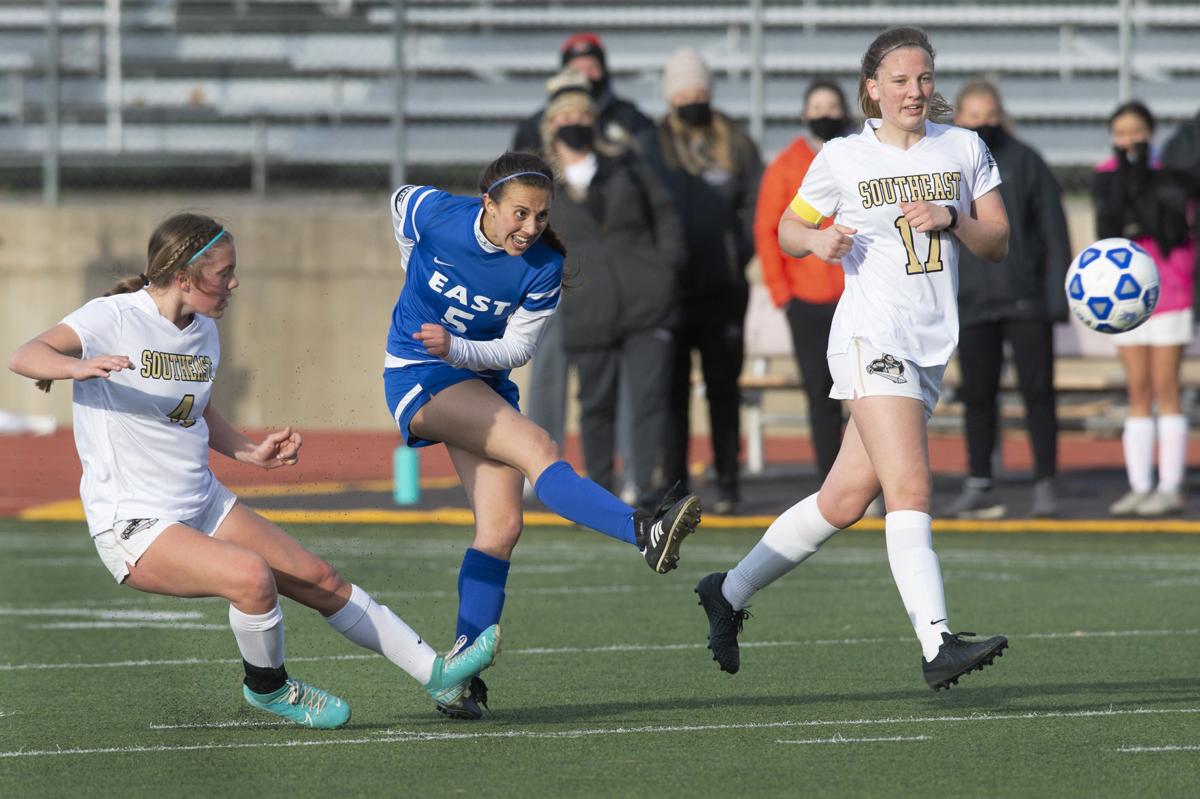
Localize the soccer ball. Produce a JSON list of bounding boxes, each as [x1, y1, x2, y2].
[[1064, 237, 1160, 333]]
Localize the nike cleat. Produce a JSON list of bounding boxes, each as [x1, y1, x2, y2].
[[242, 678, 351, 729], [635, 493, 702, 574], [922, 631, 1008, 691], [426, 626, 500, 719], [695, 572, 752, 674]]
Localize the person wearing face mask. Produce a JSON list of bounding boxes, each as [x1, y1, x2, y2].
[[512, 32, 656, 157], [754, 80, 852, 483], [537, 68, 686, 508], [1094, 101, 1195, 518], [944, 79, 1071, 520], [653, 47, 763, 515]]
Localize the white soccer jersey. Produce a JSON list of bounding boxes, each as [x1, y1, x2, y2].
[[791, 119, 1002, 366], [61, 289, 220, 535]]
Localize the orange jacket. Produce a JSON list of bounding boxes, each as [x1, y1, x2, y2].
[[754, 136, 845, 307]]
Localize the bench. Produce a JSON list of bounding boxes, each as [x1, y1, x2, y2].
[[737, 285, 1200, 475]]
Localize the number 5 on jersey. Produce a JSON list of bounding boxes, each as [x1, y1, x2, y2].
[[167, 394, 197, 428], [894, 216, 944, 275]]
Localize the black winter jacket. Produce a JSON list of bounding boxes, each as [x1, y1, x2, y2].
[[552, 153, 686, 350], [649, 113, 762, 305], [957, 130, 1071, 327]]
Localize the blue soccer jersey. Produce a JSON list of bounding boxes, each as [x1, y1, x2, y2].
[[384, 185, 563, 378]]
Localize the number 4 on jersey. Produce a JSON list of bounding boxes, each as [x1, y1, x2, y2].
[[167, 394, 197, 428], [894, 216, 944, 275]]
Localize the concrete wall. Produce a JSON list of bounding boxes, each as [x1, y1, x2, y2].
[[2, 194, 1103, 432], [1, 195, 416, 430]]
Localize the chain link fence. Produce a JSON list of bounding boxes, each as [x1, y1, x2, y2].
[[5, 0, 1199, 199]]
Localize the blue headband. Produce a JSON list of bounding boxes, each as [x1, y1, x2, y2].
[[186, 229, 227, 265], [484, 171, 551, 196]]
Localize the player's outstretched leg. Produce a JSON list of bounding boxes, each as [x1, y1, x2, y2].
[[634, 492, 702, 574], [922, 632, 1008, 691], [426, 624, 502, 720], [695, 572, 752, 674], [243, 676, 352, 729]]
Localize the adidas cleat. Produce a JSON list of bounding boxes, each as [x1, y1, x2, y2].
[[426, 626, 500, 720], [242, 678, 351, 729], [635, 493, 702, 574], [695, 572, 752, 674], [922, 631, 1008, 691]]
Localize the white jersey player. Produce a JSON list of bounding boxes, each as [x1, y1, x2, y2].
[[695, 27, 1012, 691], [8, 213, 498, 727]]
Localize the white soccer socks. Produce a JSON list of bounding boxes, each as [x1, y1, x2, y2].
[[1123, 416, 1156, 493], [885, 510, 951, 661], [229, 602, 286, 669], [722, 493, 839, 611], [324, 584, 438, 685], [1157, 414, 1188, 494]]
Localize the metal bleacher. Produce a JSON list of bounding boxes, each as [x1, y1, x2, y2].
[[5, 0, 1200, 184]]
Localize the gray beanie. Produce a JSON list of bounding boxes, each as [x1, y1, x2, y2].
[[662, 47, 712, 101]]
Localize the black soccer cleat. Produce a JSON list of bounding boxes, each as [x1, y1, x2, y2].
[[695, 572, 752, 674], [634, 493, 702, 574], [435, 676, 490, 720], [922, 631, 1008, 691]]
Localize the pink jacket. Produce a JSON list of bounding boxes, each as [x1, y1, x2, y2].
[[1096, 156, 1195, 314]]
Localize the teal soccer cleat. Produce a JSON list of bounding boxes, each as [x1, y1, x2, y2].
[[242, 678, 351, 729], [425, 624, 501, 719]]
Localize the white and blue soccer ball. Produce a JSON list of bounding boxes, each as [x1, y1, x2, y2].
[[1065, 237, 1160, 334]]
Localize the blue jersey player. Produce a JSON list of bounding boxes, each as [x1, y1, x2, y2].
[[383, 152, 703, 719]]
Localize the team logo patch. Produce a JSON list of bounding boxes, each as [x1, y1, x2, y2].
[[866, 354, 907, 384], [119, 519, 158, 540]]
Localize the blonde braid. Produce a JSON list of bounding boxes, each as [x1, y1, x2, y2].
[[149, 230, 211, 283]]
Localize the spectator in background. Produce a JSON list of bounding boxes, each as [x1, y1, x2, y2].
[[1095, 101, 1196, 517], [1163, 108, 1200, 310], [540, 69, 685, 508], [653, 48, 763, 515], [513, 32, 655, 156], [754, 79, 851, 482], [946, 79, 1071, 519]]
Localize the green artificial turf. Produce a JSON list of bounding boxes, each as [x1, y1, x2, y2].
[[2, 521, 1198, 797]]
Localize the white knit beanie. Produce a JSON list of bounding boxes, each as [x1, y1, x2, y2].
[[661, 48, 712, 102]]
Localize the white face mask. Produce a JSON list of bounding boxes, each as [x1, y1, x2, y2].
[[563, 152, 598, 191]]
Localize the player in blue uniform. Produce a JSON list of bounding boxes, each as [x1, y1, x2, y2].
[[383, 151, 702, 718]]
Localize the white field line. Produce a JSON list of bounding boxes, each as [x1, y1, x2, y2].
[[1116, 744, 1200, 753], [776, 735, 931, 745], [25, 622, 228, 631], [0, 608, 203, 621], [150, 720, 290, 730], [2, 706, 1197, 759], [3, 628, 1198, 671]]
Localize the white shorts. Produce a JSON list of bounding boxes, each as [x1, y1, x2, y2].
[[1113, 308, 1195, 347], [92, 482, 238, 583], [828, 337, 946, 419]]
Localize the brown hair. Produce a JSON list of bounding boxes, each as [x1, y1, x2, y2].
[[956, 77, 1010, 127], [857, 27, 952, 122], [36, 213, 232, 393], [478, 151, 567, 257]]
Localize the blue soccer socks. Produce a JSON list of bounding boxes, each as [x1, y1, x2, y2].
[[534, 460, 637, 545], [456, 548, 511, 644]]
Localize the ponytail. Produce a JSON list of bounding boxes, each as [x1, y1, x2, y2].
[[540, 224, 568, 257]]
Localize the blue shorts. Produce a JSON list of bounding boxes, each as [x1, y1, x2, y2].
[[383, 362, 521, 448]]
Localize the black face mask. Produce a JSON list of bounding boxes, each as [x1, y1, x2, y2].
[[970, 124, 1005, 149], [676, 102, 713, 127], [806, 116, 846, 142], [589, 73, 611, 99], [556, 124, 595, 151]]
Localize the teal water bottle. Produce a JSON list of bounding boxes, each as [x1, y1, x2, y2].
[[393, 445, 420, 505]]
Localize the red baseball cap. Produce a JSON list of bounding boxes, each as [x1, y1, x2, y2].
[[560, 32, 606, 66]]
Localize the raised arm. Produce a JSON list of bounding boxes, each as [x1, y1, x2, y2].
[[8, 323, 132, 385], [778, 206, 857, 263]]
